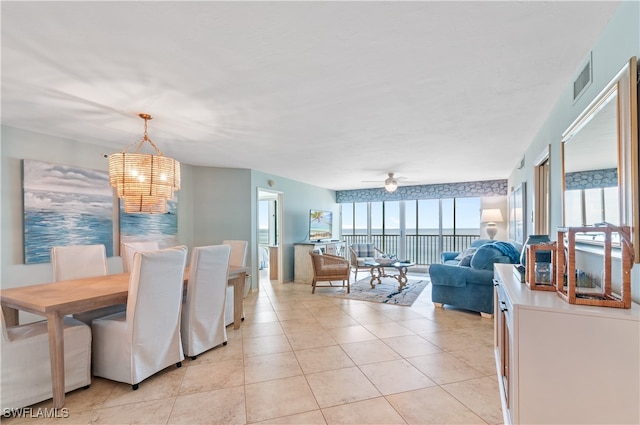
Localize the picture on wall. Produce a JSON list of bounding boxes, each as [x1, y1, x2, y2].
[[119, 196, 178, 249], [23, 159, 114, 264], [509, 182, 526, 246]]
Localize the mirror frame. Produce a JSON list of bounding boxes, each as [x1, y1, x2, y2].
[[561, 56, 638, 262]]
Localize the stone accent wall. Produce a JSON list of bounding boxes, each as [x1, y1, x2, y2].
[[565, 168, 617, 190]]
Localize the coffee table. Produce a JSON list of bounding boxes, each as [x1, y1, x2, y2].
[[364, 260, 416, 291]]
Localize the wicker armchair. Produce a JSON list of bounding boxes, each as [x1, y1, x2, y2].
[[309, 251, 350, 294]]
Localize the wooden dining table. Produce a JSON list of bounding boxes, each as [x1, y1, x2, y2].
[[0, 266, 248, 409]]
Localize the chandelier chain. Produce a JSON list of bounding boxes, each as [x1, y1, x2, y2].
[[134, 114, 163, 156]]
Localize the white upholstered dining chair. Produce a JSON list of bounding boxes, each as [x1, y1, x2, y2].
[[51, 244, 108, 281], [91, 245, 188, 390], [0, 306, 91, 410], [51, 244, 125, 324], [222, 240, 248, 326], [181, 245, 231, 360], [121, 241, 160, 272]]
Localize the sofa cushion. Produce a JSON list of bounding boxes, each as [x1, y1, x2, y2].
[[470, 246, 508, 271], [454, 247, 477, 261], [458, 254, 474, 267]]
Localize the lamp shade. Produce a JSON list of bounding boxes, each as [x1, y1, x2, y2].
[[108, 152, 180, 198], [481, 208, 504, 223]]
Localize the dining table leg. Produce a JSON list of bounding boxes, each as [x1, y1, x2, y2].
[[233, 272, 246, 330], [2, 306, 19, 326], [46, 312, 66, 408]]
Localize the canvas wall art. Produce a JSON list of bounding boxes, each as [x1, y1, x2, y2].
[[119, 196, 178, 249], [23, 159, 114, 264]]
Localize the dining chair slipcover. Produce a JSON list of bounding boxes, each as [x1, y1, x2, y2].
[[181, 245, 231, 359], [121, 241, 160, 273], [91, 245, 188, 388], [222, 240, 248, 326], [51, 244, 125, 324], [0, 307, 91, 410], [51, 244, 108, 281]]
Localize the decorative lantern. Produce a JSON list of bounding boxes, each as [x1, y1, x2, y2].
[[557, 225, 633, 308], [525, 242, 557, 291]]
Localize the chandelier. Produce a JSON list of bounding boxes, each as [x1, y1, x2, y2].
[[108, 114, 181, 214]]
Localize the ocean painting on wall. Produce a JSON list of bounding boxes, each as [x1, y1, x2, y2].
[[119, 196, 178, 248], [23, 159, 114, 264]]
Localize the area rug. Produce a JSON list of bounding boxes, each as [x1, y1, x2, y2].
[[316, 275, 429, 306]]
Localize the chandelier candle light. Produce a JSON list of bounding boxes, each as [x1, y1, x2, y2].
[[108, 114, 181, 214]]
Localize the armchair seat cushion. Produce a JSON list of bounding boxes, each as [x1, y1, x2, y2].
[[356, 256, 375, 266]]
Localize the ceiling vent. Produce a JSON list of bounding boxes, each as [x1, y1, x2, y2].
[[573, 52, 592, 103]]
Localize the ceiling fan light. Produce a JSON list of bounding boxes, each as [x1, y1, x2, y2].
[[384, 178, 398, 192]]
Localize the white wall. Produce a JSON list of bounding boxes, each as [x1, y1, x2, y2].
[[508, 1, 640, 302]]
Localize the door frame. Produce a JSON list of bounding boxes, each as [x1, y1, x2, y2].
[[257, 188, 284, 284]]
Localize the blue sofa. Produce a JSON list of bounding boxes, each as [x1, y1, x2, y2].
[[429, 240, 520, 316]]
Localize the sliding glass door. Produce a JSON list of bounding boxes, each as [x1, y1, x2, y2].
[[341, 197, 481, 265]]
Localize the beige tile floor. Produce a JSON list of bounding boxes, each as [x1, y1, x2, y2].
[[4, 271, 503, 425]]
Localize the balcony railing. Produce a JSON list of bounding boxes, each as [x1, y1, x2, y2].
[[342, 234, 481, 265]]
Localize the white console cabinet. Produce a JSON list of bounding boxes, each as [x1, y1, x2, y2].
[[294, 242, 345, 284], [493, 264, 640, 425]]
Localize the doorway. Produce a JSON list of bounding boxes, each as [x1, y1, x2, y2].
[[257, 189, 283, 284]]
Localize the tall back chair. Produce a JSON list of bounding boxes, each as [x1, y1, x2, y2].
[[51, 244, 124, 324], [51, 244, 108, 281], [121, 241, 160, 272], [181, 245, 231, 359], [0, 306, 91, 410], [222, 240, 248, 326], [91, 245, 188, 390], [223, 240, 248, 268]]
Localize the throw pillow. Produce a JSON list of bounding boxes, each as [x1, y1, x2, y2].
[[470, 246, 504, 271], [458, 254, 474, 267], [454, 247, 477, 261]]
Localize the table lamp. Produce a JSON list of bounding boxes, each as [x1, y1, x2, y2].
[[481, 208, 503, 240]]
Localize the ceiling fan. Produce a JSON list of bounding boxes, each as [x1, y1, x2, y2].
[[363, 172, 408, 192]]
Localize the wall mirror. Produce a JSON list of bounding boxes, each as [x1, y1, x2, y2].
[[561, 56, 638, 262]]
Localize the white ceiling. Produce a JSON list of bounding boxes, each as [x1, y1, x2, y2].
[[1, 1, 620, 191]]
